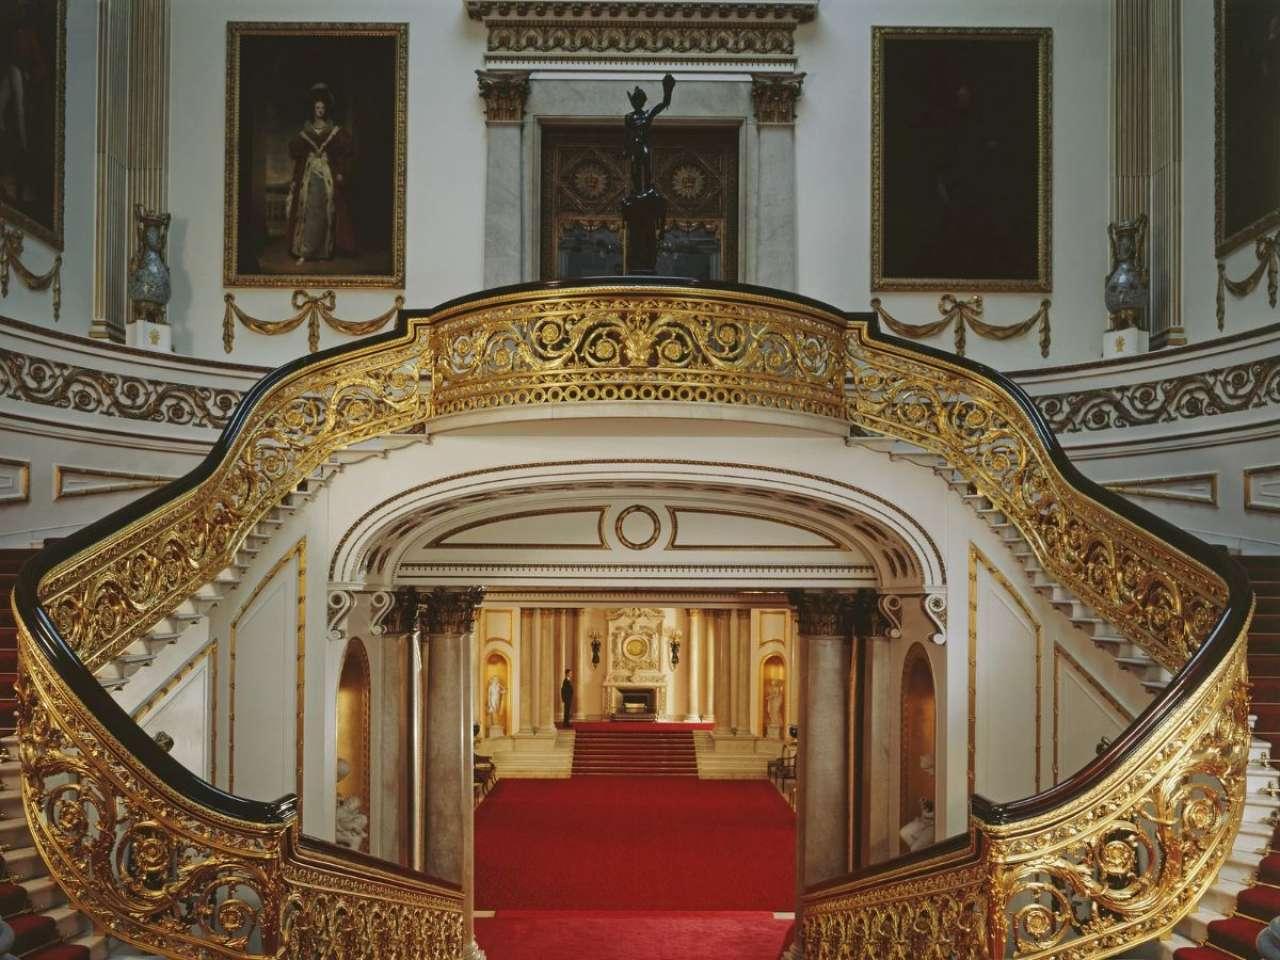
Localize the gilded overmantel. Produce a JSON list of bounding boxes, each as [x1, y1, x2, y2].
[[465, 0, 818, 72]]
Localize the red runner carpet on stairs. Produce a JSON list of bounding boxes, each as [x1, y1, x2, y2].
[[1176, 556, 1280, 960], [1, 551, 90, 960]]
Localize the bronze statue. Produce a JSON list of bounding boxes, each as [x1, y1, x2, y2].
[[624, 73, 675, 197]]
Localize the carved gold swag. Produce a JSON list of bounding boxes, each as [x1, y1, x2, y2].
[[1217, 228, 1279, 330], [14, 285, 1245, 960], [871, 294, 1052, 358], [0, 221, 62, 322], [222, 289, 405, 353]]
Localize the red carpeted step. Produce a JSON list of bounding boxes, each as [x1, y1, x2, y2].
[[28, 945, 90, 960], [475, 911, 791, 960], [1251, 654, 1280, 676], [1207, 914, 1265, 958], [0, 881, 27, 916], [9, 914, 60, 954], [1239, 883, 1280, 922]]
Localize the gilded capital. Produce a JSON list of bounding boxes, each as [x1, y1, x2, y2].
[[420, 587, 486, 636], [789, 590, 852, 637], [751, 72, 805, 124], [476, 70, 531, 123]]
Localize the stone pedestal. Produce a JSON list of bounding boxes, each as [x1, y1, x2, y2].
[[622, 190, 665, 275], [126, 319, 171, 351], [1102, 327, 1148, 358]]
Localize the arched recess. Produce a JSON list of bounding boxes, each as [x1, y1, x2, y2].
[[760, 652, 787, 739], [898, 643, 937, 856], [336, 637, 372, 853]]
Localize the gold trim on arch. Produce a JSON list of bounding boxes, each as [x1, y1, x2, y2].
[[968, 544, 1042, 795], [228, 537, 307, 799]]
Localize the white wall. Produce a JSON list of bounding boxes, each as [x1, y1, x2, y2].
[[2, 0, 97, 333], [796, 0, 1111, 369], [166, 0, 488, 360]]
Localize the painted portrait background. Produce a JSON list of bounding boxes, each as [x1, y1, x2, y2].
[[0, 0, 65, 249], [872, 27, 1052, 292], [1216, 0, 1280, 257], [224, 23, 406, 288]]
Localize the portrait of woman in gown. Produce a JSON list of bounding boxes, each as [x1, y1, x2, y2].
[[286, 83, 356, 264]]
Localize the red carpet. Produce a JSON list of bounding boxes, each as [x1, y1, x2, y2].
[[474, 910, 791, 960], [572, 727, 698, 776], [571, 721, 714, 732], [475, 777, 795, 910], [1175, 555, 1280, 960]]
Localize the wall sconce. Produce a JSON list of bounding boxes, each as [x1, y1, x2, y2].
[[669, 629, 682, 668], [589, 630, 601, 669]]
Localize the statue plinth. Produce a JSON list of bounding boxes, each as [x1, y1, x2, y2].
[[622, 189, 666, 275]]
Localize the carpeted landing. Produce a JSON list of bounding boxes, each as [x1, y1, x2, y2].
[[474, 775, 796, 958]]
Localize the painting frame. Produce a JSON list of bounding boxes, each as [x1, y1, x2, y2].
[[1214, 0, 1280, 258], [871, 25, 1053, 293], [223, 21, 408, 289], [0, 0, 66, 250]]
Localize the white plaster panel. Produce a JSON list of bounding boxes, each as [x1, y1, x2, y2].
[[231, 567, 299, 803], [138, 658, 213, 782], [1054, 654, 1127, 786], [973, 567, 1040, 804]]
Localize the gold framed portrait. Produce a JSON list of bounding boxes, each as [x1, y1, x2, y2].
[[871, 26, 1053, 293], [223, 21, 407, 288], [1215, 0, 1280, 257], [0, 0, 65, 250]]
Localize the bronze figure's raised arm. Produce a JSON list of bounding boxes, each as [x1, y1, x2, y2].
[[624, 73, 676, 197]]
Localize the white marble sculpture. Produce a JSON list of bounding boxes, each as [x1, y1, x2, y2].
[[898, 798, 935, 853], [765, 678, 784, 737], [334, 757, 369, 850], [486, 674, 507, 737]]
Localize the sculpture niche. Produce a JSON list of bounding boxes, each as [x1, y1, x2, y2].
[[622, 73, 676, 275]]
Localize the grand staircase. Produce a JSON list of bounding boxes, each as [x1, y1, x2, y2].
[[1164, 555, 1280, 959], [571, 726, 699, 777]]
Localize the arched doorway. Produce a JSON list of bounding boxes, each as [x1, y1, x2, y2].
[[335, 637, 372, 853]]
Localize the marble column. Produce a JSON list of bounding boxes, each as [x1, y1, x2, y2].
[[574, 608, 588, 721], [538, 611, 556, 733], [736, 609, 752, 736], [791, 591, 853, 889], [750, 74, 804, 292], [477, 70, 531, 288], [517, 609, 534, 735], [686, 609, 703, 721], [703, 612, 716, 725], [422, 588, 485, 955], [713, 611, 732, 736]]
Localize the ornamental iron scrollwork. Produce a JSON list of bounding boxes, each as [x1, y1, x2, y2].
[[11, 282, 1248, 960]]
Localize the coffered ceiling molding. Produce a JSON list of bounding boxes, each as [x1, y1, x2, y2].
[[465, 1, 818, 73]]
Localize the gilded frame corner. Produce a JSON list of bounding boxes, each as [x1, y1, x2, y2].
[[0, 0, 66, 251], [222, 20, 408, 290], [870, 25, 1053, 294], [1213, 0, 1280, 259]]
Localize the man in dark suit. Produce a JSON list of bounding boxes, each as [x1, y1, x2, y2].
[[560, 669, 574, 727]]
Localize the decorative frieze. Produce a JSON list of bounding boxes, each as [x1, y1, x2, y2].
[[1032, 352, 1280, 433], [467, 0, 816, 71], [476, 70, 531, 123], [751, 72, 805, 124], [0, 348, 243, 429]]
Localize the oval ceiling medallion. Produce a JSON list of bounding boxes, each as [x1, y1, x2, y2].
[[614, 504, 661, 550]]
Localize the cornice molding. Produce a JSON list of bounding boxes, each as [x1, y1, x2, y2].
[[466, 0, 816, 71]]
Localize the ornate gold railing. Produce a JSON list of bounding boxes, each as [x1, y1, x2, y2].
[[11, 280, 1251, 959]]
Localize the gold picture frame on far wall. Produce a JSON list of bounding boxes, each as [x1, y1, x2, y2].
[[871, 26, 1053, 293], [0, 0, 66, 250], [1215, 0, 1280, 258], [223, 21, 407, 289]]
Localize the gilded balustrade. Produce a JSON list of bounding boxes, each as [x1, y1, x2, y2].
[[9, 282, 1250, 960]]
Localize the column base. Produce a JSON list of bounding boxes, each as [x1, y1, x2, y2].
[[463, 938, 488, 960], [1101, 327, 1148, 358]]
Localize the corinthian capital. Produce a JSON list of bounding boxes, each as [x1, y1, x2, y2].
[[751, 72, 805, 124], [476, 70, 531, 123], [788, 590, 853, 637], [420, 587, 486, 636]]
